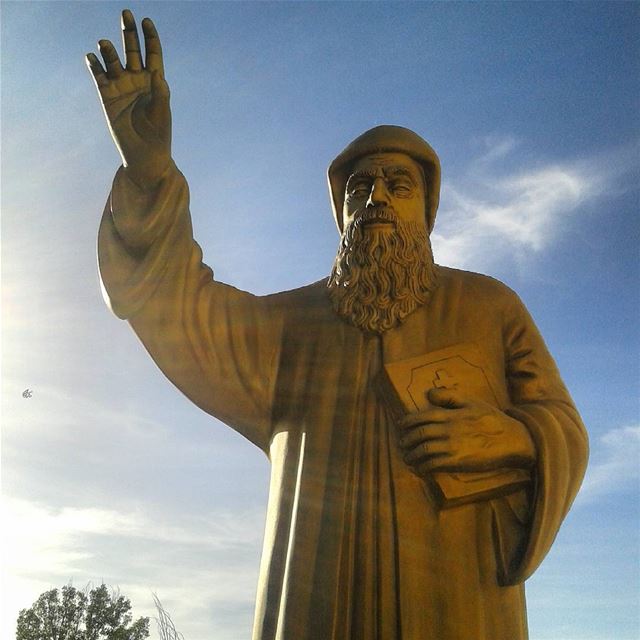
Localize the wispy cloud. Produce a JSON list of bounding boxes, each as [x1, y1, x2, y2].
[[575, 424, 640, 506], [431, 137, 632, 270], [1, 496, 265, 640], [2, 497, 264, 576], [470, 134, 520, 166]]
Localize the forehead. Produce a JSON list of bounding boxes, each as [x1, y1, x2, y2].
[[351, 152, 422, 178]]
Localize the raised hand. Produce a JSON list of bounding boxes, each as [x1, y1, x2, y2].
[[86, 10, 171, 189], [398, 387, 536, 477]]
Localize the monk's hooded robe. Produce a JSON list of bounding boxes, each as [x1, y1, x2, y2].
[[98, 148, 588, 640]]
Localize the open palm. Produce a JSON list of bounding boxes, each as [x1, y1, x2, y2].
[[86, 10, 171, 188]]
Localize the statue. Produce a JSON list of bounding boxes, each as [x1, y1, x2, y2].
[[87, 11, 588, 639]]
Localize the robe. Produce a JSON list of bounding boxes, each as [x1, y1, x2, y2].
[[98, 164, 589, 640]]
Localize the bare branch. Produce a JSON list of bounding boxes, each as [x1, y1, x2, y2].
[[152, 594, 184, 640]]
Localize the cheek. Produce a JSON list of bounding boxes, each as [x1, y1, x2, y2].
[[396, 202, 425, 224], [342, 208, 354, 230], [413, 205, 426, 222], [343, 201, 362, 221]]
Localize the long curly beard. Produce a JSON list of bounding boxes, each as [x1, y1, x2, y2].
[[327, 207, 438, 334]]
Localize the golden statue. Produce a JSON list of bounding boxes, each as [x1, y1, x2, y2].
[[88, 11, 588, 639]]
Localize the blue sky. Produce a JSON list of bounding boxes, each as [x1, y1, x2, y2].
[[2, 2, 638, 639]]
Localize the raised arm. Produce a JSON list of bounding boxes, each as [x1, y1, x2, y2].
[[89, 13, 283, 451]]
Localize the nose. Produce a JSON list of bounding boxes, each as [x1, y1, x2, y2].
[[366, 177, 390, 208]]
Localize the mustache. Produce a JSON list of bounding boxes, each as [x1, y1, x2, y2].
[[350, 207, 399, 228]]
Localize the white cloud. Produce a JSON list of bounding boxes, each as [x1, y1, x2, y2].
[[476, 166, 589, 249], [2, 376, 268, 639], [1, 496, 265, 640], [575, 425, 640, 506], [472, 134, 520, 165], [2, 496, 265, 576], [431, 138, 618, 270]]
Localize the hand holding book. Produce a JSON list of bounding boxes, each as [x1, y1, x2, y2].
[[397, 386, 536, 476], [381, 343, 536, 507]]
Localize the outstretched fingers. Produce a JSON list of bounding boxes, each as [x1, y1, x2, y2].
[[98, 39, 123, 78], [92, 12, 164, 81], [85, 52, 108, 88], [121, 9, 143, 71], [142, 17, 164, 74]]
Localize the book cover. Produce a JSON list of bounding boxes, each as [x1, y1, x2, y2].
[[381, 343, 530, 507]]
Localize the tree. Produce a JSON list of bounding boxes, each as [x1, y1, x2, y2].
[[16, 584, 149, 640]]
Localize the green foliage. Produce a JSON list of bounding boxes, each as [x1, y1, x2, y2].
[[16, 584, 149, 640]]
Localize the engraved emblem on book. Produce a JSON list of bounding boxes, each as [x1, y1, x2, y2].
[[382, 342, 530, 507]]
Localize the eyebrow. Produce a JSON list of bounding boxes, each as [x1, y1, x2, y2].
[[383, 166, 419, 184], [345, 170, 377, 190], [346, 166, 420, 191]]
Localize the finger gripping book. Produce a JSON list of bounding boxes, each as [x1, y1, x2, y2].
[[381, 343, 531, 508]]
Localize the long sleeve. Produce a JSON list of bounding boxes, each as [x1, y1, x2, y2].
[[492, 292, 589, 584], [98, 164, 283, 451]]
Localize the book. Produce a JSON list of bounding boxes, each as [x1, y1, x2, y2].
[[381, 343, 531, 508]]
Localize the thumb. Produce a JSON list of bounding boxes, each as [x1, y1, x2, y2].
[[427, 386, 466, 409], [147, 71, 170, 126], [151, 70, 170, 98]]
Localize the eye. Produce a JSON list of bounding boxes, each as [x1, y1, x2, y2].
[[391, 182, 413, 197], [348, 181, 371, 199]]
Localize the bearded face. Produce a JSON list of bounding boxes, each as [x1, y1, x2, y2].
[[327, 206, 438, 334]]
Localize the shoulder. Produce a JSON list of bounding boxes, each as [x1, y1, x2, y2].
[[260, 278, 330, 309], [436, 265, 521, 305], [434, 266, 529, 324]]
